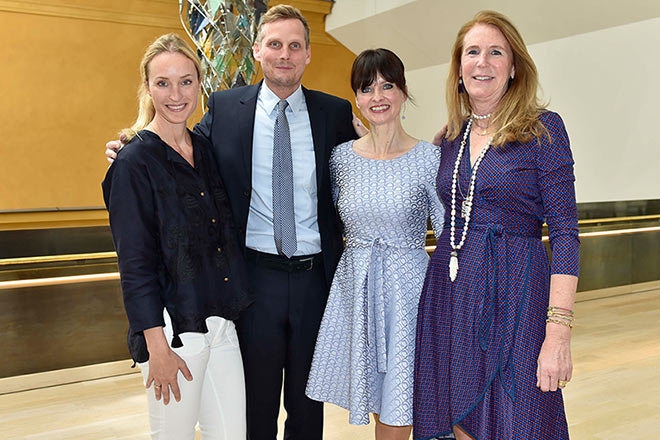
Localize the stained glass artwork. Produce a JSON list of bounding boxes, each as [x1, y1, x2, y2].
[[179, 0, 268, 105]]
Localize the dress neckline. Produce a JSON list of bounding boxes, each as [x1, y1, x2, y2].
[[350, 139, 423, 162]]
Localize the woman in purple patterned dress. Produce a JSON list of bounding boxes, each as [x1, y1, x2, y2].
[[414, 11, 580, 440]]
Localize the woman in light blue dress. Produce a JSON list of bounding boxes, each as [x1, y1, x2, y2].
[[305, 49, 445, 440]]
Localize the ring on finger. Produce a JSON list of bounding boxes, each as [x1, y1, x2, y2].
[[558, 380, 568, 388]]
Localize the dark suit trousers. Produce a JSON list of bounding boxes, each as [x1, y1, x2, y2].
[[236, 255, 327, 440]]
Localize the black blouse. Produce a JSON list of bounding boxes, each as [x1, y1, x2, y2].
[[102, 130, 252, 362]]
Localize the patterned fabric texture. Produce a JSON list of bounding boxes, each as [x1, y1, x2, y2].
[[413, 111, 580, 440], [272, 99, 297, 257], [306, 140, 445, 425]]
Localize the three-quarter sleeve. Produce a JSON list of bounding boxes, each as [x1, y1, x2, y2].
[[103, 157, 166, 332], [536, 112, 580, 276], [426, 144, 445, 240], [329, 147, 341, 207]]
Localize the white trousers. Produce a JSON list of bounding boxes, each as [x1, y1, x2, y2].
[[139, 313, 246, 440]]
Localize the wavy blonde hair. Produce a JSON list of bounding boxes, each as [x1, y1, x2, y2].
[[121, 33, 202, 141], [446, 10, 548, 145]]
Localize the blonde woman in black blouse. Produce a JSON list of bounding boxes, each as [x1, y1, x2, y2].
[[103, 33, 252, 439]]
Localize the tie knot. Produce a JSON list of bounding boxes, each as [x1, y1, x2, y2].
[[277, 100, 289, 114]]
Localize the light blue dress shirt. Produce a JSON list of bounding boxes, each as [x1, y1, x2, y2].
[[245, 83, 322, 256]]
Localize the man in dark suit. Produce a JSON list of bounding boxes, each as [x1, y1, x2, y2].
[[195, 6, 356, 439]]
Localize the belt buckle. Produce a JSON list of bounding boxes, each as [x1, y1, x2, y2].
[[298, 256, 314, 271]]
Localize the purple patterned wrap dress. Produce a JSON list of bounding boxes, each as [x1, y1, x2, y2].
[[413, 111, 580, 440]]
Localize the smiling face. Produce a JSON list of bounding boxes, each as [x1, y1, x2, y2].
[[355, 73, 407, 127], [146, 51, 200, 127], [460, 23, 515, 113], [253, 18, 311, 99]]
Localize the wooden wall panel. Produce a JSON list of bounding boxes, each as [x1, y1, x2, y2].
[[0, 280, 127, 377]]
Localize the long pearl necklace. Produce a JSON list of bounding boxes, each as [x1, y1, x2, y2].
[[449, 118, 492, 282]]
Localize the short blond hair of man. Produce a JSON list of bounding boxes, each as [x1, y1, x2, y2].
[[255, 4, 310, 48]]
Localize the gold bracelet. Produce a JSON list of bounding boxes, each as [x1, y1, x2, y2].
[[547, 310, 575, 321], [546, 317, 573, 328], [548, 306, 574, 316]]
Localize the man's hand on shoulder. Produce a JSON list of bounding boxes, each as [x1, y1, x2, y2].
[[352, 113, 369, 138], [106, 133, 128, 163]]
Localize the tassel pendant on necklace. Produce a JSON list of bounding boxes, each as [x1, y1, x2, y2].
[[448, 118, 490, 285], [461, 197, 472, 218], [449, 251, 459, 282]]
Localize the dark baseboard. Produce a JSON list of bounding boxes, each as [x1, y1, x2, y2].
[[577, 198, 660, 219]]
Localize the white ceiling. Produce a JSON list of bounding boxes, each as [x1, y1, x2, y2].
[[326, 0, 660, 70]]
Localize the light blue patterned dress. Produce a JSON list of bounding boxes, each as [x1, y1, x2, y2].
[[306, 139, 444, 426]]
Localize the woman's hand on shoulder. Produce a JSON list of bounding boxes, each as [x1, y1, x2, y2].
[[143, 327, 193, 404], [432, 124, 448, 146]]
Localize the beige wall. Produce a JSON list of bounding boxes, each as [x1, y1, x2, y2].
[[0, 0, 358, 228]]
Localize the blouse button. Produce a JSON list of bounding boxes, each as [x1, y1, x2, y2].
[[211, 218, 217, 223], [224, 277, 229, 282], [200, 191, 205, 197], [217, 247, 222, 253]]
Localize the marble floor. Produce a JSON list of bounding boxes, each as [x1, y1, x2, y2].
[[0, 281, 658, 439]]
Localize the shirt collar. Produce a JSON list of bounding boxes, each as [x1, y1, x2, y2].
[[259, 82, 305, 116]]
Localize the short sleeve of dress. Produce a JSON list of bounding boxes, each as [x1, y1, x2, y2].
[[536, 111, 580, 276], [330, 141, 349, 206]]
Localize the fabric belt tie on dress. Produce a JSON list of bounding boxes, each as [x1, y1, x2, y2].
[[465, 222, 540, 402], [476, 225, 503, 351], [469, 223, 540, 352], [346, 236, 424, 374]]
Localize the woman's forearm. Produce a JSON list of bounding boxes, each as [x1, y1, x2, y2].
[[143, 326, 169, 354], [545, 274, 578, 339]]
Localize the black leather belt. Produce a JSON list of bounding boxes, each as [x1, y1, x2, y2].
[[245, 248, 322, 272]]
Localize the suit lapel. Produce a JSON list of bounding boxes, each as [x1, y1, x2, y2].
[[238, 83, 261, 183], [303, 87, 328, 194]]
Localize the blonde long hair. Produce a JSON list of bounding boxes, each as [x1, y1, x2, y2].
[[121, 33, 202, 141], [446, 11, 548, 145]]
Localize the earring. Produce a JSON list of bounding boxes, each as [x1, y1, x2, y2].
[[508, 76, 514, 87], [401, 102, 407, 120], [458, 77, 465, 94]]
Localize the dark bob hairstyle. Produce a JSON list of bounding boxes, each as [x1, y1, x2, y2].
[[350, 48, 411, 101]]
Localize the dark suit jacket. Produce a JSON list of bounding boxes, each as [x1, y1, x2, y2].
[[195, 81, 357, 287]]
